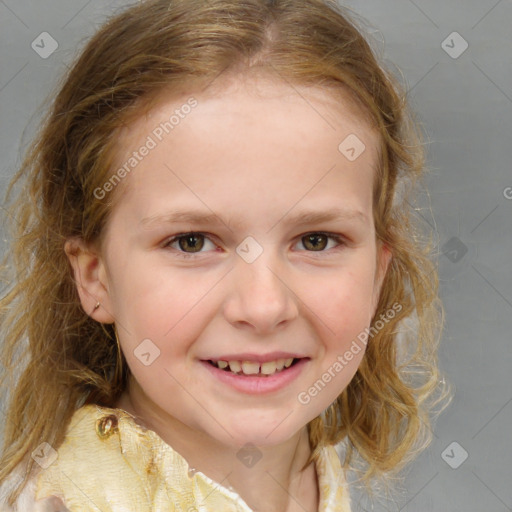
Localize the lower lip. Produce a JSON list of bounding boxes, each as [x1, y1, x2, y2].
[[199, 359, 309, 394]]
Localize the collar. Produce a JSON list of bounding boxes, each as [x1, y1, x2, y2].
[[36, 404, 351, 511]]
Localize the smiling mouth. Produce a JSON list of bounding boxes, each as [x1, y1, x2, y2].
[[206, 358, 302, 377]]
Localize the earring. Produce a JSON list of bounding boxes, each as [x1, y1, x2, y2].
[[92, 301, 100, 314], [113, 325, 124, 385]]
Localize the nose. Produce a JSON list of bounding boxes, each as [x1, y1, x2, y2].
[[222, 250, 299, 335]]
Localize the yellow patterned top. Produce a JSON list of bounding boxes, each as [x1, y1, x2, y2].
[[33, 404, 352, 511]]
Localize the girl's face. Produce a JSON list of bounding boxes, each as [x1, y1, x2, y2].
[[79, 76, 391, 448]]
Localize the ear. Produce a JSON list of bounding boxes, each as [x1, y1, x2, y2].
[[64, 237, 115, 323], [371, 241, 392, 318]]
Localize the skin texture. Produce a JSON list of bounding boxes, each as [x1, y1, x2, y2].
[[66, 74, 391, 512]]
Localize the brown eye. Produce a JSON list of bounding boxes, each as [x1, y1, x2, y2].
[[163, 232, 218, 259], [302, 233, 328, 251], [296, 233, 346, 254], [176, 233, 205, 253]]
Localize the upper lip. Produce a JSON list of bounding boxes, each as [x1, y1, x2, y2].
[[203, 352, 308, 363]]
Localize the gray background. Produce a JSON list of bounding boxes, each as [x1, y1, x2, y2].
[[0, 1, 511, 511]]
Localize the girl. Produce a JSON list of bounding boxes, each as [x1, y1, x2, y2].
[[0, 0, 448, 510]]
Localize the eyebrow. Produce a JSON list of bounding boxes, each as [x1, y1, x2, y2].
[[140, 207, 369, 231]]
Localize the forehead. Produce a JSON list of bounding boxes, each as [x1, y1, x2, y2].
[[106, 74, 381, 221], [116, 72, 379, 156]]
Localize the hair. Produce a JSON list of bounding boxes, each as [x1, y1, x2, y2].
[[0, 0, 450, 506]]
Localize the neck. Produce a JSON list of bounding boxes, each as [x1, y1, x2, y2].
[[113, 381, 319, 512]]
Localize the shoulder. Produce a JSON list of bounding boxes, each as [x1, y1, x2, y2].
[[0, 461, 39, 512], [35, 404, 150, 512], [0, 404, 142, 512]]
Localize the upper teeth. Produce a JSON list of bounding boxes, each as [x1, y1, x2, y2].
[[214, 358, 295, 375]]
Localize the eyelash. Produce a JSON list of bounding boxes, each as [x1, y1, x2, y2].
[[161, 231, 347, 259]]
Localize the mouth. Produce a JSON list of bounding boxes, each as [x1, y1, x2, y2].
[[200, 356, 310, 394], [204, 357, 304, 377]]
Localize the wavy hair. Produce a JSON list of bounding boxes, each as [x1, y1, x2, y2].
[[0, 0, 450, 506]]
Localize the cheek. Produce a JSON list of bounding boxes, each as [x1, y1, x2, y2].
[[111, 266, 219, 380], [299, 266, 376, 339], [295, 271, 372, 409], [108, 256, 199, 324], [296, 266, 375, 387]]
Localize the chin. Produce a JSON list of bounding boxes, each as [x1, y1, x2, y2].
[[212, 417, 309, 448]]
